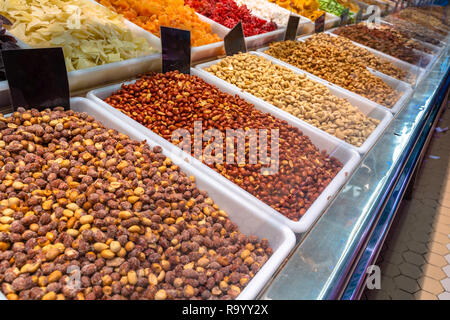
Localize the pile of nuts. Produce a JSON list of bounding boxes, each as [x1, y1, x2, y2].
[[333, 24, 430, 67], [206, 53, 380, 147], [384, 15, 444, 46], [0, 107, 273, 300], [302, 33, 415, 85], [264, 35, 401, 108], [104, 71, 343, 221], [394, 7, 450, 36]]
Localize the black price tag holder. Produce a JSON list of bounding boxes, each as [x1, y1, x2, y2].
[[224, 21, 247, 56], [0, 14, 12, 26], [314, 13, 326, 33], [2, 47, 70, 111], [355, 9, 363, 23], [161, 26, 191, 75], [443, 4, 448, 24], [284, 15, 301, 41], [340, 8, 350, 26], [402, 0, 406, 9]]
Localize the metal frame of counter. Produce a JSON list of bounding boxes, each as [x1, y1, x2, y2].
[[258, 47, 450, 300]]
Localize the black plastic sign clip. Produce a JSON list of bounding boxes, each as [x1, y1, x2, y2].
[[2, 47, 70, 111], [161, 26, 191, 75], [355, 9, 363, 23], [443, 5, 448, 24], [284, 15, 300, 41], [340, 8, 350, 26], [315, 13, 326, 33], [224, 21, 247, 56]]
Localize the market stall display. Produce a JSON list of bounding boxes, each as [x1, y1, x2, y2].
[[0, 0, 448, 301], [0, 0, 156, 72]]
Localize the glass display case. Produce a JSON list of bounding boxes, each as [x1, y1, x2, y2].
[[0, 0, 449, 300]]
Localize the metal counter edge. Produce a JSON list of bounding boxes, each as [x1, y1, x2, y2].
[[258, 48, 450, 300]]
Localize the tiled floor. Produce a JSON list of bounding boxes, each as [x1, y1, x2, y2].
[[364, 103, 450, 300]]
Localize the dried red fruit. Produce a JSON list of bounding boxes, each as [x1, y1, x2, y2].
[[185, 0, 277, 37]]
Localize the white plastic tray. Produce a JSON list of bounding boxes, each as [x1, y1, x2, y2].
[[194, 52, 393, 155], [258, 40, 414, 114], [323, 30, 427, 87], [0, 97, 296, 301], [412, 38, 446, 57], [87, 71, 361, 233]]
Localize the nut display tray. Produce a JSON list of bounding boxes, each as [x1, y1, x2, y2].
[[322, 30, 428, 88], [87, 70, 361, 234], [258, 40, 414, 114], [0, 97, 296, 301], [325, 26, 439, 70], [195, 51, 393, 155]]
